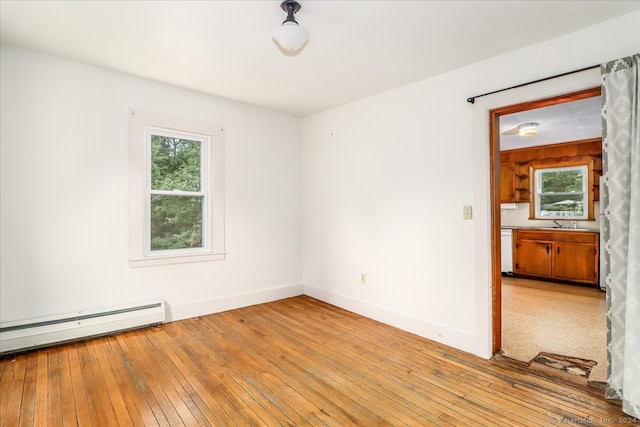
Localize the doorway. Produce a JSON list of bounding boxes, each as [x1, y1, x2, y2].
[[490, 87, 606, 384]]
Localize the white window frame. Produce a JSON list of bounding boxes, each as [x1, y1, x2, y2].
[[145, 127, 209, 256], [129, 109, 225, 267], [533, 164, 589, 220]]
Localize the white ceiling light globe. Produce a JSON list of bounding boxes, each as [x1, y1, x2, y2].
[[518, 123, 539, 137], [273, 21, 309, 51]]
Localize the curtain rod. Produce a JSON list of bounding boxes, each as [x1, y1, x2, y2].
[[466, 64, 600, 104]]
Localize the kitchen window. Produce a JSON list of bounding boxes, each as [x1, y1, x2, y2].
[[129, 110, 225, 266], [532, 163, 590, 220]]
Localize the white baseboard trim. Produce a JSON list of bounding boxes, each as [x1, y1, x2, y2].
[[304, 285, 480, 357], [167, 283, 304, 322]]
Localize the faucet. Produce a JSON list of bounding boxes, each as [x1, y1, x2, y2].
[[552, 220, 563, 228]]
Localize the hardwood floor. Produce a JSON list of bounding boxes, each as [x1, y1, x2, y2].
[[1, 296, 635, 426]]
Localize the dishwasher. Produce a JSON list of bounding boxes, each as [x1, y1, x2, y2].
[[500, 228, 513, 274]]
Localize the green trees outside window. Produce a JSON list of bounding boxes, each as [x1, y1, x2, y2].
[[149, 135, 205, 251], [535, 165, 588, 219]]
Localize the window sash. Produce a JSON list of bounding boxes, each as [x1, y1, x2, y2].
[[144, 127, 211, 256], [148, 194, 205, 254], [534, 165, 588, 219]]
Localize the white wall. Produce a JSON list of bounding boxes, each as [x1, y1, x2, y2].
[[301, 12, 640, 358], [501, 202, 600, 230], [0, 46, 302, 323]]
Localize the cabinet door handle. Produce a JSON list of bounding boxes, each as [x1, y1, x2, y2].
[[557, 246, 560, 255], [546, 244, 550, 254]]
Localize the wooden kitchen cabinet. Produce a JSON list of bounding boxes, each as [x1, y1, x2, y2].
[[514, 163, 530, 202], [515, 240, 552, 276], [553, 242, 599, 283], [513, 229, 599, 285], [500, 162, 516, 202], [500, 161, 530, 203]]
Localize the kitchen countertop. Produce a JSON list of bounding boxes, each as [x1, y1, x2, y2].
[[501, 225, 599, 233]]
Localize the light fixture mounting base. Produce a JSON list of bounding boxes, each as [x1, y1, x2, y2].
[[280, 0, 302, 23], [280, 0, 301, 14]]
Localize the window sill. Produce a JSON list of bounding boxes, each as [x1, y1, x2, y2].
[[129, 252, 227, 268]]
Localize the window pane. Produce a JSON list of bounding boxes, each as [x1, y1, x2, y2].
[[539, 193, 585, 217], [540, 169, 583, 193], [150, 195, 203, 250], [151, 135, 201, 191]]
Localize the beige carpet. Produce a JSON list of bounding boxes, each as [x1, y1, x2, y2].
[[501, 277, 608, 383]]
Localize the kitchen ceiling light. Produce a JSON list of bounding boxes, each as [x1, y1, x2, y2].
[[519, 122, 539, 137], [273, 0, 309, 52]]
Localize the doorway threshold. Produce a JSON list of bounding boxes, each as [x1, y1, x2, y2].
[[491, 352, 607, 398]]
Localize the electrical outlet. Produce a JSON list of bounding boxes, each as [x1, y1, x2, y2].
[[360, 273, 367, 284]]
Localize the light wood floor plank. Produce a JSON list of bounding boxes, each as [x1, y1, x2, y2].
[[242, 305, 464, 425], [45, 348, 63, 426], [128, 332, 204, 426], [18, 352, 37, 427], [0, 357, 16, 427], [259, 300, 533, 425], [1, 355, 24, 427], [58, 346, 79, 427], [1, 295, 636, 426], [90, 339, 136, 426], [210, 312, 397, 426], [77, 341, 115, 427], [170, 321, 286, 426], [67, 344, 93, 426], [181, 318, 327, 426], [192, 316, 341, 426], [0, 356, 7, 380], [95, 338, 158, 426], [288, 304, 545, 426], [110, 334, 179, 427], [153, 324, 265, 426], [33, 351, 48, 426], [213, 309, 437, 426]]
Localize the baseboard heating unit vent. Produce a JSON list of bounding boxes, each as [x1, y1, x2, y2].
[[0, 300, 165, 354]]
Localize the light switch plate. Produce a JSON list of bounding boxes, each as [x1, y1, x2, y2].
[[463, 205, 473, 220]]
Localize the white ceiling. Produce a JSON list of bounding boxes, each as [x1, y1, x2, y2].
[[1, 1, 639, 117], [500, 95, 602, 151]]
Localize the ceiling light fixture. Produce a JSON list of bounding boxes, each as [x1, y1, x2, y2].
[[273, 0, 309, 52], [518, 122, 539, 137]]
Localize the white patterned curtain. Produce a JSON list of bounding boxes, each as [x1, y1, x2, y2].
[[602, 53, 640, 418]]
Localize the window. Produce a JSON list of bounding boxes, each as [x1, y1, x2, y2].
[[129, 110, 225, 266], [532, 164, 589, 220], [148, 130, 206, 252]]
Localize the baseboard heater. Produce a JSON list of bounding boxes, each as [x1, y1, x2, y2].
[[0, 300, 165, 354]]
